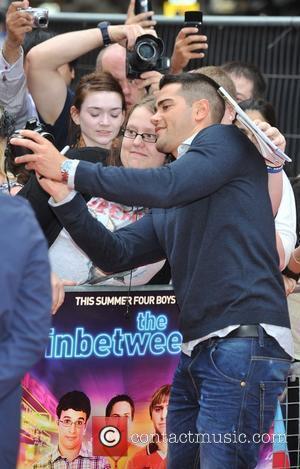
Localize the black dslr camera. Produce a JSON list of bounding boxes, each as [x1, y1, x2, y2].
[[6, 118, 55, 178], [126, 34, 170, 79]]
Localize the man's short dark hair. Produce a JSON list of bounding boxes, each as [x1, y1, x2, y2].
[[105, 394, 135, 420], [221, 61, 267, 99], [56, 390, 91, 420], [159, 73, 225, 123]]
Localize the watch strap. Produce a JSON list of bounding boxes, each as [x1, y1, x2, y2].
[[97, 21, 111, 47]]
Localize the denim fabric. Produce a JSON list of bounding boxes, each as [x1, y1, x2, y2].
[[167, 332, 291, 469]]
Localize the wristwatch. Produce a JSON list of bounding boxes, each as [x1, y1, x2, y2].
[[60, 159, 74, 183], [97, 21, 111, 47]]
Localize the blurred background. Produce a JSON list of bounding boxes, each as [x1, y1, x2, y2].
[[1, 0, 300, 15]]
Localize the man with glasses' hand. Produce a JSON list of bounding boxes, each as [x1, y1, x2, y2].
[[33, 390, 110, 468]]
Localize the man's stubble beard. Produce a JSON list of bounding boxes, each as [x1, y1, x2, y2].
[[155, 136, 175, 156]]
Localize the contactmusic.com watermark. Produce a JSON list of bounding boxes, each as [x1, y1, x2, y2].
[[130, 431, 287, 446], [92, 417, 286, 457]]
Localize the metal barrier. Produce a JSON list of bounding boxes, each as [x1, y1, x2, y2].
[[47, 13, 300, 176]]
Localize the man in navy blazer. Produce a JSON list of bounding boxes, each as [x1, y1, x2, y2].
[[12, 73, 292, 468], [0, 193, 51, 468]]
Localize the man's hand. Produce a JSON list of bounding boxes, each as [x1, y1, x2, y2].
[[108, 24, 156, 49], [51, 272, 76, 315], [138, 70, 163, 95], [37, 173, 72, 203], [125, 0, 156, 29], [11, 129, 67, 180], [170, 28, 208, 74], [3, 0, 33, 63]]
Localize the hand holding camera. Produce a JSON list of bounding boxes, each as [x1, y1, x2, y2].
[[126, 0, 156, 29], [107, 24, 155, 49], [4, 0, 33, 60], [170, 11, 208, 74]]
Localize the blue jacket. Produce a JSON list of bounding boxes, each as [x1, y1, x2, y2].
[[0, 193, 51, 400], [52, 124, 289, 341]]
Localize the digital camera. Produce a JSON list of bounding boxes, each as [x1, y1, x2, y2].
[[6, 118, 55, 176], [126, 34, 170, 79], [19, 7, 49, 28]]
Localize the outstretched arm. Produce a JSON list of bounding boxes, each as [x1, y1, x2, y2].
[[13, 126, 250, 208], [26, 23, 151, 125], [0, 0, 33, 128], [51, 192, 165, 273]]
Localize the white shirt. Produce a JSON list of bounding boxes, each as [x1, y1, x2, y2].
[[0, 47, 37, 129]]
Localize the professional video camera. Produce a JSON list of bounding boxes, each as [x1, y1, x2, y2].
[[126, 34, 170, 79], [18, 7, 49, 28]]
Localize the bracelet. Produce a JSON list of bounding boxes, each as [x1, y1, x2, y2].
[[267, 165, 283, 173]]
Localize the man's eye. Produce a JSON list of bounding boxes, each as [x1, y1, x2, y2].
[[63, 419, 71, 424], [76, 420, 84, 426]]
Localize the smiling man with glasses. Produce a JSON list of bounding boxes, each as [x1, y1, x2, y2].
[[34, 390, 110, 468]]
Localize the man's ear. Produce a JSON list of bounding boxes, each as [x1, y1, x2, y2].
[[192, 99, 210, 122], [70, 105, 80, 125]]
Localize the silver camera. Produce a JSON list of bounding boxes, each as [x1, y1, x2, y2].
[[19, 7, 49, 28]]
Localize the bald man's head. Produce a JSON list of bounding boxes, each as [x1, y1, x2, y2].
[[96, 44, 145, 109]]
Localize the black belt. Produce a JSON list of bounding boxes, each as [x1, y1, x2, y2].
[[226, 325, 262, 338]]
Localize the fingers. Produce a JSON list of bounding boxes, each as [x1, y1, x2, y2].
[[139, 70, 162, 92], [50, 274, 76, 315], [176, 27, 199, 39], [126, 0, 135, 17], [126, 12, 156, 29], [63, 279, 77, 287], [254, 120, 286, 151], [51, 272, 65, 315], [282, 275, 296, 296]]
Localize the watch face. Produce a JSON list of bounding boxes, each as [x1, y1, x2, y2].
[[61, 160, 73, 182]]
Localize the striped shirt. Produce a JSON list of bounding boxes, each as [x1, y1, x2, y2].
[[33, 446, 111, 469]]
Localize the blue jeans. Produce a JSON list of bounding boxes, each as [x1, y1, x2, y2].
[[167, 331, 291, 469]]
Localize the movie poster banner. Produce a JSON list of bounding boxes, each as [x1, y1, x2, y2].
[[17, 287, 287, 468], [18, 287, 180, 469]]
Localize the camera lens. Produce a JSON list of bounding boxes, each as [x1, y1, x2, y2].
[[137, 42, 156, 60], [38, 17, 47, 26]]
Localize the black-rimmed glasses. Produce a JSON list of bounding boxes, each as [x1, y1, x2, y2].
[[122, 128, 157, 143], [58, 418, 86, 428]]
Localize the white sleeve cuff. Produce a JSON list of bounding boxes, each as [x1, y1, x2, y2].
[[48, 190, 78, 207]]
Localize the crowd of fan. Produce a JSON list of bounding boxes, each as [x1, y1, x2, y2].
[[1, 1, 299, 301]]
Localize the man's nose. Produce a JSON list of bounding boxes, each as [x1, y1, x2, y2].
[[68, 422, 78, 432], [150, 112, 159, 125]]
